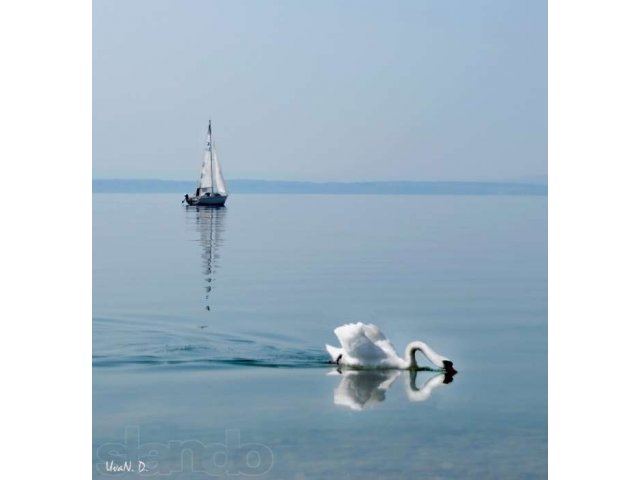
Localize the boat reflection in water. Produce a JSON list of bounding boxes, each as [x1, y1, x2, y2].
[[330, 369, 455, 411], [187, 205, 227, 311]]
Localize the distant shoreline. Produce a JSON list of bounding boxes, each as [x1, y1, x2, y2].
[[93, 179, 547, 196]]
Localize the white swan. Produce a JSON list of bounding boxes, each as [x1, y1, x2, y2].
[[326, 322, 456, 374]]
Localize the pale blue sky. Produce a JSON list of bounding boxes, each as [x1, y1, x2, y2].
[[93, 0, 547, 181]]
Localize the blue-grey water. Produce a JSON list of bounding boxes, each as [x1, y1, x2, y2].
[[93, 193, 547, 479]]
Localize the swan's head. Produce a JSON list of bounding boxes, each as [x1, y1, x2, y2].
[[442, 360, 457, 375]]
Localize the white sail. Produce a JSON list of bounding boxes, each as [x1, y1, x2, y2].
[[212, 148, 227, 195], [197, 121, 227, 196], [198, 149, 214, 193]]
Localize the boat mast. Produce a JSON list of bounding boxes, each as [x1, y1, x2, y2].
[[208, 120, 215, 194]]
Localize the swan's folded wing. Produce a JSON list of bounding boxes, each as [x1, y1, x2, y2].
[[361, 323, 388, 343], [334, 323, 387, 362], [360, 323, 402, 360]]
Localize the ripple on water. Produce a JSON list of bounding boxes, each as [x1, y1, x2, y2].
[[93, 315, 328, 369]]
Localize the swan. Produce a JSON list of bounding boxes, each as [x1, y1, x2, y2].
[[326, 322, 456, 374]]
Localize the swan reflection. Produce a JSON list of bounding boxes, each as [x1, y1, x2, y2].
[[331, 369, 455, 411], [187, 206, 227, 311]]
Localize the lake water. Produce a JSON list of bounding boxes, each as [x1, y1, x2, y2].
[[93, 193, 547, 479]]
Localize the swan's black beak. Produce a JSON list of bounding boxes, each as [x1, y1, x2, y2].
[[442, 360, 457, 376]]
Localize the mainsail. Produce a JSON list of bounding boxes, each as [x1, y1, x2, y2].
[[198, 121, 228, 195], [198, 150, 214, 193]]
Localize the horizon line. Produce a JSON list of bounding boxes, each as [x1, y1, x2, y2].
[[93, 178, 547, 196], [93, 177, 548, 184]]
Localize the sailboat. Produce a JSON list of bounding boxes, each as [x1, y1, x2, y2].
[[183, 120, 228, 206]]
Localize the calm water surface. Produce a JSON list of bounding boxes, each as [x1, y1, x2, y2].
[[93, 193, 547, 479]]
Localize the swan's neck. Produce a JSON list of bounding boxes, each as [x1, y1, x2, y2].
[[404, 341, 446, 369]]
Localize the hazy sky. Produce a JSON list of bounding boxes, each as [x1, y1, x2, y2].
[[93, 0, 547, 181]]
